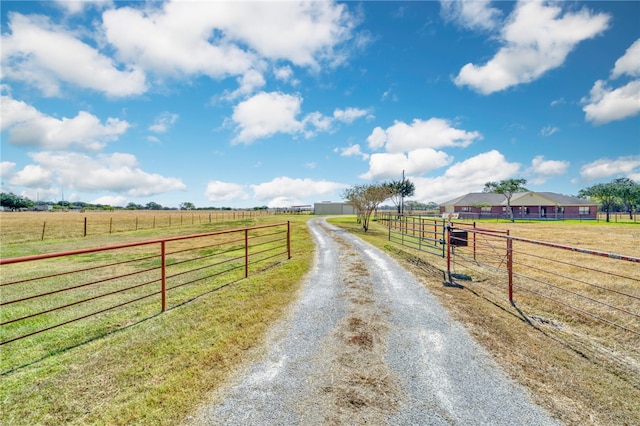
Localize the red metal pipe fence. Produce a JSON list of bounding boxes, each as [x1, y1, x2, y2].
[[446, 225, 640, 336], [380, 215, 639, 339], [0, 222, 291, 352]]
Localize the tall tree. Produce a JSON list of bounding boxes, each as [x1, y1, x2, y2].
[[578, 182, 618, 222], [579, 179, 640, 222], [612, 178, 639, 219], [342, 183, 393, 232], [385, 178, 415, 217], [483, 179, 528, 222], [0, 192, 33, 210]]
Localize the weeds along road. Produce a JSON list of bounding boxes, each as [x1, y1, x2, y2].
[[187, 218, 560, 425]]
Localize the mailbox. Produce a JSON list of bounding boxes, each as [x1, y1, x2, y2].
[[449, 230, 468, 247]]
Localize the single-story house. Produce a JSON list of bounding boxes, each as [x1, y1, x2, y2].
[[439, 192, 598, 220], [313, 201, 355, 215]]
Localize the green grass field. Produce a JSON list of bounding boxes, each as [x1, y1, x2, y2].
[[1, 215, 314, 425], [1, 213, 638, 425]]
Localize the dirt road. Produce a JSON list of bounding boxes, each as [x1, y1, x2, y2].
[[187, 218, 560, 425]]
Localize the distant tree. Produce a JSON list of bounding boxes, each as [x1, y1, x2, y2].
[[342, 183, 393, 232], [0, 192, 33, 210], [578, 182, 618, 222], [579, 179, 640, 222], [146, 202, 163, 210], [180, 202, 195, 210], [483, 178, 528, 222], [612, 178, 639, 219], [385, 178, 416, 217], [425, 201, 439, 211]]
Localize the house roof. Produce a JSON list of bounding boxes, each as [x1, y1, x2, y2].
[[440, 193, 505, 206], [440, 191, 597, 207]]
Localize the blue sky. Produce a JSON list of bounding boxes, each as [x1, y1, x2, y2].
[[1, 1, 639, 209]]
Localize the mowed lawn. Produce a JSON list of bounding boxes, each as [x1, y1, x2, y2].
[[1, 213, 639, 425]]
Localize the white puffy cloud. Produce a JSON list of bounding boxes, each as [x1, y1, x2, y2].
[[251, 177, 347, 203], [333, 107, 371, 123], [365, 118, 481, 153], [611, 39, 640, 79], [410, 150, 521, 204], [9, 164, 52, 188], [149, 112, 179, 133], [223, 69, 267, 101], [455, 1, 610, 94], [528, 155, 569, 176], [582, 39, 640, 125], [579, 156, 640, 182], [13, 152, 186, 197], [53, 0, 112, 15], [0, 161, 16, 179], [337, 144, 369, 160], [582, 80, 640, 125], [231, 91, 370, 143], [204, 181, 250, 203], [1, 95, 129, 151], [231, 92, 304, 143], [209, 1, 355, 68], [102, 0, 355, 82], [440, 0, 502, 31], [274, 66, 293, 81], [360, 118, 482, 181], [0, 96, 41, 131], [90, 195, 128, 208], [360, 149, 452, 180], [1, 13, 147, 97]]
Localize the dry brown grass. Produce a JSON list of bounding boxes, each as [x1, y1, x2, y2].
[[0, 210, 271, 245], [331, 217, 640, 426]]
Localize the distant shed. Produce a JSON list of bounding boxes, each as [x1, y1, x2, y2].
[[313, 202, 355, 215]]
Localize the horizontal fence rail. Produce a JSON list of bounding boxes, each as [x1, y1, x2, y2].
[[446, 226, 640, 335], [0, 222, 290, 371], [448, 224, 640, 387], [0, 210, 273, 243], [385, 215, 639, 386], [377, 214, 447, 258]]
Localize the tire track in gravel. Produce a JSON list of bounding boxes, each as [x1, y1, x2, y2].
[[185, 218, 561, 426]]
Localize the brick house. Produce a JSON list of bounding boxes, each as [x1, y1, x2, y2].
[[439, 192, 598, 220]]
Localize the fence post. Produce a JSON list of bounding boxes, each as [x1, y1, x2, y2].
[[84, 217, 87, 237], [446, 224, 451, 280], [244, 229, 249, 278], [507, 237, 513, 303], [473, 221, 477, 261], [287, 221, 291, 259], [41, 221, 46, 241], [161, 241, 167, 312]]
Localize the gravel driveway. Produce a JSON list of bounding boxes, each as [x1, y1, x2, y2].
[[187, 218, 560, 425]]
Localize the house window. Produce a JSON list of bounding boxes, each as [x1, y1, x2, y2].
[[481, 206, 491, 213], [461, 207, 472, 212], [579, 206, 590, 215]]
